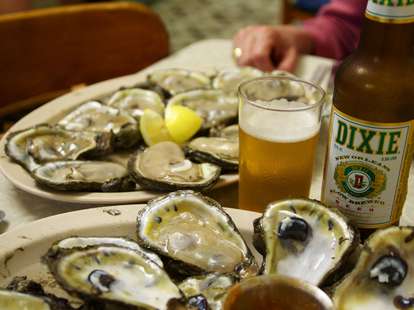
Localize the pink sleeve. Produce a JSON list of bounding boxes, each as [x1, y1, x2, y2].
[[303, 0, 367, 60]]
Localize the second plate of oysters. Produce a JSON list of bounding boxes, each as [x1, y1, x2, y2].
[[1, 67, 302, 204]]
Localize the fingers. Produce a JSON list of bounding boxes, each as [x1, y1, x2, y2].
[[276, 47, 298, 72], [233, 26, 276, 72]]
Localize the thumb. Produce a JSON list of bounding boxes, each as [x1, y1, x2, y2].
[[276, 47, 298, 72]]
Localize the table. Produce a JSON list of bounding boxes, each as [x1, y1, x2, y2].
[[1, 39, 413, 234]]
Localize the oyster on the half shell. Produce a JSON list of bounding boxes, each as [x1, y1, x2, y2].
[[46, 245, 182, 310], [253, 198, 358, 286], [32, 161, 135, 192], [137, 190, 258, 280], [167, 90, 238, 130], [212, 67, 263, 96], [0, 290, 51, 310], [128, 141, 221, 192], [5, 125, 111, 172], [106, 88, 165, 118], [148, 69, 211, 97], [334, 226, 414, 310], [59, 101, 140, 148]]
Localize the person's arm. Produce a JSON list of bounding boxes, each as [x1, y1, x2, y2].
[[303, 0, 367, 60], [233, 0, 367, 72]]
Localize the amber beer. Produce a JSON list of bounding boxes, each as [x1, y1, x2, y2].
[[322, 0, 414, 233], [238, 77, 325, 212]]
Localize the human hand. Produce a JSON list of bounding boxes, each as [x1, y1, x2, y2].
[[233, 25, 314, 72]]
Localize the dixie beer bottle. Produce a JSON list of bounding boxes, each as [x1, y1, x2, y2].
[[322, 0, 414, 235]]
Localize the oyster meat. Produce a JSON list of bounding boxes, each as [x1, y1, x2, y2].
[[59, 101, 140, 148], [253, 198, 358, 286], [148, 69, 211, 96], [179, 273, 238, 310], [210, 124, 239, 140], [46, 245, 182, 310], [167, 90, 238, 129], [106, 88, 165, 118], [0, 290, 51, 310], [137, 190, 258, 279], [5, 125, 111, 171], [334, 226, 414, 310], [44, 236, 163, 268], [32, 161, 135, 192], [186, 125, 239, 171], [212, 67, 263, 96], [128, 141, 221, 192]]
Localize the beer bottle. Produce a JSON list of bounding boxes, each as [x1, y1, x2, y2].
[[322, 0, 414, 236]]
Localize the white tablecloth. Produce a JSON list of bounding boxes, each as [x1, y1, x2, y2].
[[1, 39, 413, 234]]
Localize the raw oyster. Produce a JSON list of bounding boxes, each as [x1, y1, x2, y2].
[[148, 69, 211, 96], [6, 276, 75, 310], [128, 142, 221, 192], [210, 124, 238, 140], [106, 88, 165, 118], [5, 125, 111, 171], [334, 226, 414, 310], [137, 190, 258, 279], [179, 274, 238, 310], [253, 199, 358, 286], [186, 125, 239, 171], [32, 161, 135, 192], [44, 236, 163, 267], [46, 245, 182, 310], [58, 101, 140, 148], [268, 70, 297, 78], [167, 90, 238, 130], [0, 290, 51, 310], [212, 67, 263, 96]]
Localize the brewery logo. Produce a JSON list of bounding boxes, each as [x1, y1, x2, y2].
[[334, 161, 386, 198]]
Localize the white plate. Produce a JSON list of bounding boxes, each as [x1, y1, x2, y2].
[[0, 70, 238, 205], [0, 205, 261, 300]]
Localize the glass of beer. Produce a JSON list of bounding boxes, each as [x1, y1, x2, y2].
[[238, 77, 325, 212]]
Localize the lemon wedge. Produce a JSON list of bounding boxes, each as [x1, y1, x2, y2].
[[165, 105, 203, 144], [140, 109, 172, 146]]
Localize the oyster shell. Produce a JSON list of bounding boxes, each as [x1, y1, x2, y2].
[[167, 90, 238, 130], [136, 190, 258, 279], [148, 69, 211, 96], [186, 135, 238, 171], [5, 125, 111, 172], [46, 245, 182, 310], [210, 124, 239, 140], [179, 273, 238, 310], [128, 142, 221, 192], [0, 290, 51, 310], [212, 67, 263, 96], [58, 101, 140, 148], [44, 236, 163, 268], [32, 161, 135, 192], [253, 198, 358, 286], [106, 88, 165, 118], [334, 226, 414, 310]]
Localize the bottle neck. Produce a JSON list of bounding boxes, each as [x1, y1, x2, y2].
[[357, 17, 414, 59]]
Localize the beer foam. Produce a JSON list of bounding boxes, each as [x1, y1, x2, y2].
[[240, 99, 320, 143]]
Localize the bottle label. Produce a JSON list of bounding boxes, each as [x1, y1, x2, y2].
[[322, 107, 414, 228], [366, 0, 414, 24]]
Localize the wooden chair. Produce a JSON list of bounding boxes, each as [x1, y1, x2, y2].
[[0, 1, 169, 120]]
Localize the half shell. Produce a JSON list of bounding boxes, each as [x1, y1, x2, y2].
[[137, 190, 258, 279], [334, 226, 414, 310], [58, 101, 140, 148], [148, 69, 211, 96], [212, 67, 263, 96], [0, 290, 51, 310], [5, 125, 111, 172], [128, 142, 221, 192], [253, 198, 358, 286], [46, 245, 182, 310], [32, 161, 135, 192], [167, 90, 238, 130]]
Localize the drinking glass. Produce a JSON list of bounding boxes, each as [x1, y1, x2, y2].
[[238, 77, 325, 212]]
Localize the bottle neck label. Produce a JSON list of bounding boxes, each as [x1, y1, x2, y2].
[[366, 0, 414, 23], [322, 107, 414, 228]]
